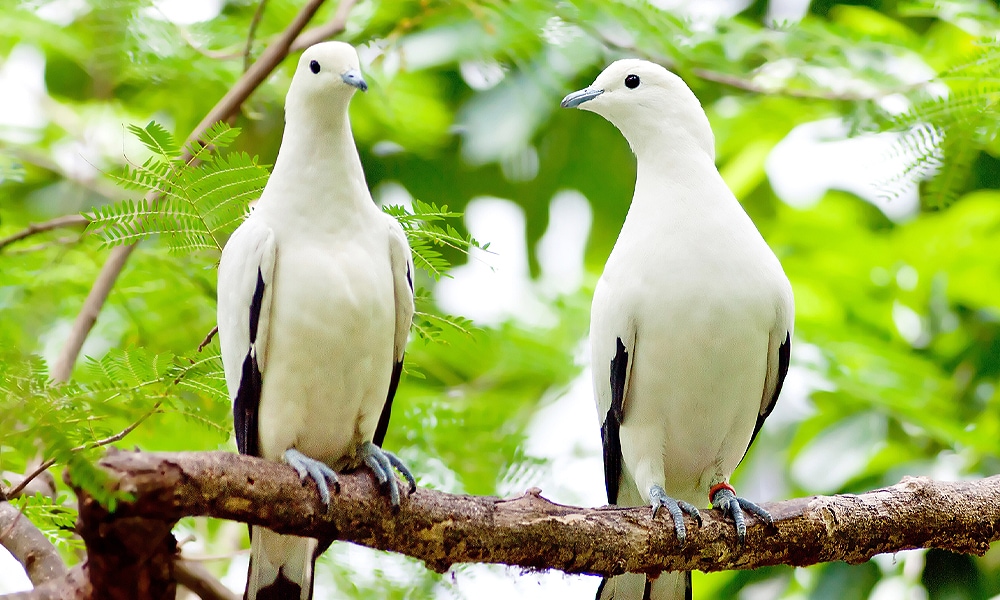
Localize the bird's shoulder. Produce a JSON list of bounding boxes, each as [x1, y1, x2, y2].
[[379, 211, 409, 245], [222, 212, 272, 252], [599, 232, 788, 320]]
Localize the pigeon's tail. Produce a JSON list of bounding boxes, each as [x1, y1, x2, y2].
[[596, 572, 691, 600], [245, 527, 318, 600]]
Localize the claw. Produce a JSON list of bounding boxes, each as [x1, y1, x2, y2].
[[649, 484, 702, 545], [711, 485, 772, 545], [358, 441, 416, 508], [384, 449, 417, 494], [284, 448, 340, 505]]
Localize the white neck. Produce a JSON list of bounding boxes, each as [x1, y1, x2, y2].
[[621, 114, 715, 165], [626, 131, 742, 236], [257, 108, 373, 226]]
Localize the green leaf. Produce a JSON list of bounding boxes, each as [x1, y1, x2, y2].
[[128, 121, 180, 162]]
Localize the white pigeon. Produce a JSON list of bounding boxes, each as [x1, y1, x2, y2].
[[217, 42, 416, 600], [562, 60, 794, 600]]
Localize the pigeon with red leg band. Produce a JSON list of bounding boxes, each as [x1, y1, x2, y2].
[[563, 59, 794, 600]]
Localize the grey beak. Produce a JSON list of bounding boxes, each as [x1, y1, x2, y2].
[[341, 69, 368, 92], [561, 87, 603, 108]]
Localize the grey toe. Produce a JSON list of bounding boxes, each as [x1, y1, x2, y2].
[[284, 448, 340, 505], [359, 441, 416, 508], [649, 484, 700, 544]]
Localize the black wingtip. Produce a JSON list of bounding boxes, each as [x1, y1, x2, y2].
[[602, 337, 629, 505]]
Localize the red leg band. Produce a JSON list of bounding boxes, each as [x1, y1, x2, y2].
[[709, 482, 736, 502]]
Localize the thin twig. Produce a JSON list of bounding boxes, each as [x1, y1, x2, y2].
[[566, 15, 926, 102], [177, 27, 243, 61], [244, 0, 269, 72], [6, 402, 163, 498], [6, 236, 84, 255], [50, 0, 352, 383], [689, 66, 924, 102], [198, 326, 219, 352], [9, 148, 126, 202], [289, 0, 357, 52], [0, 215, 89, 252]]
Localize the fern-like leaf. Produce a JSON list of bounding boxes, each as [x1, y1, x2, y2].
[[128, 121, 180, 162], [924, 127, 978, 209], [91, 121, 269, 253], [876, 44, 1000, 208], [184, 120, 242, 165], [384, 200, 486, 280]]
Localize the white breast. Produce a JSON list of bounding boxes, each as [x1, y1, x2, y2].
[[257, 219, 395, 468]]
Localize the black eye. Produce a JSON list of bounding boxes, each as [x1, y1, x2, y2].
[[309, 60, 320, 74], [625, 74, 640, 89]]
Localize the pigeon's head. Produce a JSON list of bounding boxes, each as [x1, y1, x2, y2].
[[286, 42, 367, 118], [561, 59, 714, 159]]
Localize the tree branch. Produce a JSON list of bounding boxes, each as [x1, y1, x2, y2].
[[74, 450, 1000, 581], [174, 560, 238, 600], [2, 469, 56, 501], [564, 15, 926, 102], [0, 502, 68, 586], [6, 402, 163, 499], [5, 564, 91, 600], [243, 0, 269, 72], [0, 216, 89, 252], [48, 0, 357, 383], [289, 0, 357, 53]]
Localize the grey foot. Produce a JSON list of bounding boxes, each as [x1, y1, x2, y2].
[[285, 448, 340, 505], [359, 441, 417, 508], [650, 484, 702, 544], [711, 485, 774, 544]]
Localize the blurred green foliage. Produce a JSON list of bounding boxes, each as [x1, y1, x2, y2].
[[1, 0, 999, 597]]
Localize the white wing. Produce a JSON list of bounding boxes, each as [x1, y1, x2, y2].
[[371, 213, 414, 447], [217, 215, 276, 456], [590, 276, 637, 506], [385, 213, 414, 363]]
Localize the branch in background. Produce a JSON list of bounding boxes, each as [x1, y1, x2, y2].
[[6, 236, 84, 255], [243, 0, 269, 72], [688, 66, 922, 102], [2, 470, 56, 502], [175, 560, 239, 600], [78, 451, 1000, 579], [0, 502, 67, 587], [0, 215, 89, 252], [177, 28, 243, 61], [6, 402, 163, 499], [289, 0, 357, 53], [6, 565, 91, 600], [8, 148, 128, 204], [50, 0, 359, 383], [565, 16, 924, 102]]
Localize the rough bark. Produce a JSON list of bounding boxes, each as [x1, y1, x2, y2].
[[75, 487, 177, 600], [4, 565, 91, 600], [0, 503, 68, 586], [175, 560, 239, 600], [79, 449, 999, 578]]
